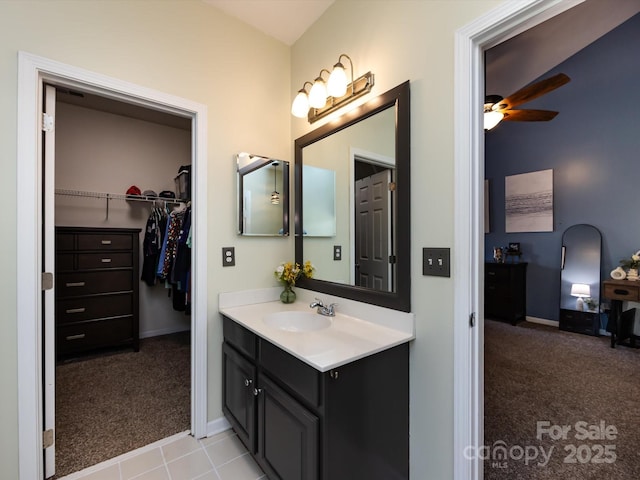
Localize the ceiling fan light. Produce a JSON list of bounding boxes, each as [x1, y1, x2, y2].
[[291, 90, 310, 118], [327, 62, 348, 97], [309, 77, 328, 108], [484, 110, 504, 130]]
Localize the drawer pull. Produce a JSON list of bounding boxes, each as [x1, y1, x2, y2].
[[65, 307, 86, 314], [66, 334, 86, 341], [101, 240, 112, 245], [613, 289, 631, 296], [101, 258, 112, 263], [488, 271, 496, 276], [65, 282, 86, 287]]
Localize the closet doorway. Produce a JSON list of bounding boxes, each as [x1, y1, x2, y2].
[[16, 53, 208, 480], [52, 87, 193, 477]]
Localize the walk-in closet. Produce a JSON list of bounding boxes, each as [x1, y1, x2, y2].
[[52, 88, 193, 477]]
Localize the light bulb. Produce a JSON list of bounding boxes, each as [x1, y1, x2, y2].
[[484, 110, 504, 130], [327, 63, 348, 97], [308, 77, 327, 108], [291, 90, 310, 118]]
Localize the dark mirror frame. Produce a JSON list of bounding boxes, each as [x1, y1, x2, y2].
[[295, 81, 411, 312]]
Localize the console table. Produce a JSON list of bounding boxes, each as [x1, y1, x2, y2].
[[603, 279, 639, 348]]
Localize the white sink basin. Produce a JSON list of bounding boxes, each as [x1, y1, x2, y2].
[[263, 311, 332, 332]]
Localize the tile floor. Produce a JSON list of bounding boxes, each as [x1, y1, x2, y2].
[[59, 429, 266, 480]]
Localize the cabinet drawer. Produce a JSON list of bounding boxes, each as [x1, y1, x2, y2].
[[56, 293, 133, 324], [604, 283, 640, 302], [77, 233, 133, 251], [559, 309, 598, 336], [223, 316, 257, 360], [260, 340, 320, 408], [57, 316, 134, 355], [485, 266, 509, 282], [77, 252, 133, 269], [57, 270, 132, 297], [56, 233, 75, 251]]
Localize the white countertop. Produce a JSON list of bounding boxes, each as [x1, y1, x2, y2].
[[219, 288, 415, 372]]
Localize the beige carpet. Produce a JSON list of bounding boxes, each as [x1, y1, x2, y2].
[[484, 319, 640, 479], [54, 331, 190, 478]]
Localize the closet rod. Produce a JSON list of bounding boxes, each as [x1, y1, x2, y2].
[[55, 188, 184, 220]]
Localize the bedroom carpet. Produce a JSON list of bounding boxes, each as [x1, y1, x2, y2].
[[484, 319, 640, 479], [54, 331, 190, 478]]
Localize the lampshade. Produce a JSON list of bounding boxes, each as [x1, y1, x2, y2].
[[327, 62, 348, 97], [484, 110, 504, 130], [570, 283, 591, 297], [308, 76, 328, 108], [291, 90, 310, 118]]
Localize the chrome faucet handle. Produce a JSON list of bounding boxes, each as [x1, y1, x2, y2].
[[310, 298, 324, 308]]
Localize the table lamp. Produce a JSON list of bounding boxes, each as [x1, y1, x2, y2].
[[570, 283, 591, 311]]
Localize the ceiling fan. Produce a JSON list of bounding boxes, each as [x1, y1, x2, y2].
[[484, 73, 571, 130]]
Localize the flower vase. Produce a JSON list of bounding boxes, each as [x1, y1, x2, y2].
[[280, 284, 296, 303], [627, 268, 639, 281]]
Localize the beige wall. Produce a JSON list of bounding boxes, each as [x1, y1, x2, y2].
[[291, 1, 500, 478], [55, 102, 192, 337], [0, 1, 291, 476]]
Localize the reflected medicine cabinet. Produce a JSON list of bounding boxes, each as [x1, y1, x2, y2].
[[237, 153, 290, 236]]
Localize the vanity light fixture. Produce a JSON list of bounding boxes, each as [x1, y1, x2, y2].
[[570, 283, 591, 311], [291, 53, 375, 124], [271, 162, 280, 205]]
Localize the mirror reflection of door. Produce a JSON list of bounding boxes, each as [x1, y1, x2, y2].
[[354, 159, 393, 292]]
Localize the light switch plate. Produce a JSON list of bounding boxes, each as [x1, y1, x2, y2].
[[222, 247, 235, 267], [333, 245, 342, 261], [423, 248, 450, 277]]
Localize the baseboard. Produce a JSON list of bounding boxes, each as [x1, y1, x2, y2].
[[140, 326, 190, 339], [525, 316, 558, 327], [207, 416, 232, 437]]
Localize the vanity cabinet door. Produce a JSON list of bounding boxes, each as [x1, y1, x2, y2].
[[257, 374, 319, 480], [222, 343, 257, 453]]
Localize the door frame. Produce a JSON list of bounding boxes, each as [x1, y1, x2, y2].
[[17, 52, 209, 479], [452, 1, 584, 479]]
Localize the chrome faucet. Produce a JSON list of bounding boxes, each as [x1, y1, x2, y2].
[[309, 298, 337, 317]]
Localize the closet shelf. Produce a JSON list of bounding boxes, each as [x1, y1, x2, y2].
[[55, 188, 183, 220]]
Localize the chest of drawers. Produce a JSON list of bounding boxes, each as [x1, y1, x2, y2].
[[485, 262, 528, 325], [56, 227, 140, 356]]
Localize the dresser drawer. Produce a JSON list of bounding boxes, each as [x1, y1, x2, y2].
[[56, 233, 75, 251], [57, 316, 134, 355], [57, 270, 133, 297], [603, 282, 640, 302], [485, 266, 509, 282], [56, 293, 133, 324], [260, 339, 320, 408], [77, 252, 133, 269], [77, 233, 133, 251]]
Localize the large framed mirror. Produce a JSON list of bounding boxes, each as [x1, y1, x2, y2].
[[295, 81, 410, 312], [237, 153, 290, 236]]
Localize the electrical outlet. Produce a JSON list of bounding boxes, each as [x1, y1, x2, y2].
[[333, 245, 342, 261], [222, 247, 235, 267], [423, 248, 450, 277]]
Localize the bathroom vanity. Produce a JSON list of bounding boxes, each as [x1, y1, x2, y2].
[[220, 291, 414, 480]]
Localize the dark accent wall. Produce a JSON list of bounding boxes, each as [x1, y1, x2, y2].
[[485, 13, 640, 322]]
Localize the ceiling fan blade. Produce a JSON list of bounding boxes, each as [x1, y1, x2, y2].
[[497, 73, 570, 111], [503, 109, 559, 122]]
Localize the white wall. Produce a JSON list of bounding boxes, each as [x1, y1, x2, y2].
[[55, 102, 191, 338], [291, 1, 501, 478], [0, 2, 291, 476]]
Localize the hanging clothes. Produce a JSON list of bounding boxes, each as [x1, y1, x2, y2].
[[141, 205, 165, 286]]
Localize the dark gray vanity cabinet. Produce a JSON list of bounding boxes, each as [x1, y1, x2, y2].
[[222, 315, 409, 480]]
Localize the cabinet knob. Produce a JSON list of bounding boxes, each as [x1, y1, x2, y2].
[[330, 370, 339, 380], [253, 388, 263, 396], [244, 378, 253, 387]]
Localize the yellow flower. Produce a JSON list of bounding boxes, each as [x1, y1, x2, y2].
[[274, 260, 314, 286]]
